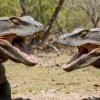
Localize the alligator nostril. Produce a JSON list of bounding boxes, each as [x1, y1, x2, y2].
[[35, 25, 38, 27], [64, 37, 66, 40]]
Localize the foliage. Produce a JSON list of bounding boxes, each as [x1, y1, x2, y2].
[[0, 0, 99, 32]]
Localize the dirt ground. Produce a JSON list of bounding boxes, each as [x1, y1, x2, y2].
[[4, 52, 100, 100], [12, 93, 100, 100]]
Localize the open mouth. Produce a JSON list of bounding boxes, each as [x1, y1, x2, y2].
[[63, 44, 100, 71], [0, 32, 44, 66], [12, 36, 37, 63]]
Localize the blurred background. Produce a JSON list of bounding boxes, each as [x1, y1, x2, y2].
[[1, 0, 100, 99], [0, 0, 99, 53]]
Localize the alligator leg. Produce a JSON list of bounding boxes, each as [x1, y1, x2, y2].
[[0, 64, 11, 100]]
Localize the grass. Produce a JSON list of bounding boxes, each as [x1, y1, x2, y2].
[[3, 53, 100, 96]]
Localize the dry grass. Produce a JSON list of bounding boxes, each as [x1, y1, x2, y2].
[[3, 53, 100, 99]]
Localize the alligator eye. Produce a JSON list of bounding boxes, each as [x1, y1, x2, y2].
[[12, 19, 21, 25], [10, 18, 21, 25], [35, 25, 38, 27], [80, 31, 87, 37], [64, 37, 66, 40]]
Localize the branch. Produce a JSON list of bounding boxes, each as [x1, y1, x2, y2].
[[44, 42, 60, 56], [95, 17, 100, 27], [18, 0, 26, 16], [55, 20, 64, 34], [42, 0, 64, 42], [77, 4, 91, 17]]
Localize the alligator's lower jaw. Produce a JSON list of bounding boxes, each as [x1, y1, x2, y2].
[[0, 34, 39, 66], [63, 44, 100, 72], [12, 43, 38, 66]]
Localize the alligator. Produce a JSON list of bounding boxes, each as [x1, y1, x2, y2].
[[58, 28, 100, 72], [0, 16, 44, 100]]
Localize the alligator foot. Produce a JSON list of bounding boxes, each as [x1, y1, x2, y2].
[[0, 80, 11, 100]]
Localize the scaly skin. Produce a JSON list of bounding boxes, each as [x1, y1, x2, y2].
[[58, 28, 100, 72], [0, 16, 44, 99]]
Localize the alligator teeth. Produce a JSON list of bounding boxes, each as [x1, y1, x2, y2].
[[38, 32, 44, 38], [40, 34, 42, 38], [27, 37, 29, 40], [32, 35, 34, 38], [31, 32, 44, 39], [33, 35, 36, 38], [41, 32, 44, 37], [59, 44, 67, 48]]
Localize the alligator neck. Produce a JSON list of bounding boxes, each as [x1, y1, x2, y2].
[[0, 64, 6, 84]]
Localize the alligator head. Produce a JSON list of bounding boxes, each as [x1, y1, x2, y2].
[[58, 28, 100, 71], [0, 16, 44, 66]]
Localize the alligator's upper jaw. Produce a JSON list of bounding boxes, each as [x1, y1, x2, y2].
[[63, 44, 100, 72], [0, 33, 43, 66]]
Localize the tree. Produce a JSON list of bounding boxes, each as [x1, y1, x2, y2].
[[67, 0, 100, 28], [42, 0, 65, 42]]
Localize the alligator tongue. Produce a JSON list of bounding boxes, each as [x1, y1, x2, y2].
[[14, 41, 37, 62], [0, 38, 37, 66], [16, 42, 30, 55], [67, 48, 88, 64]]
